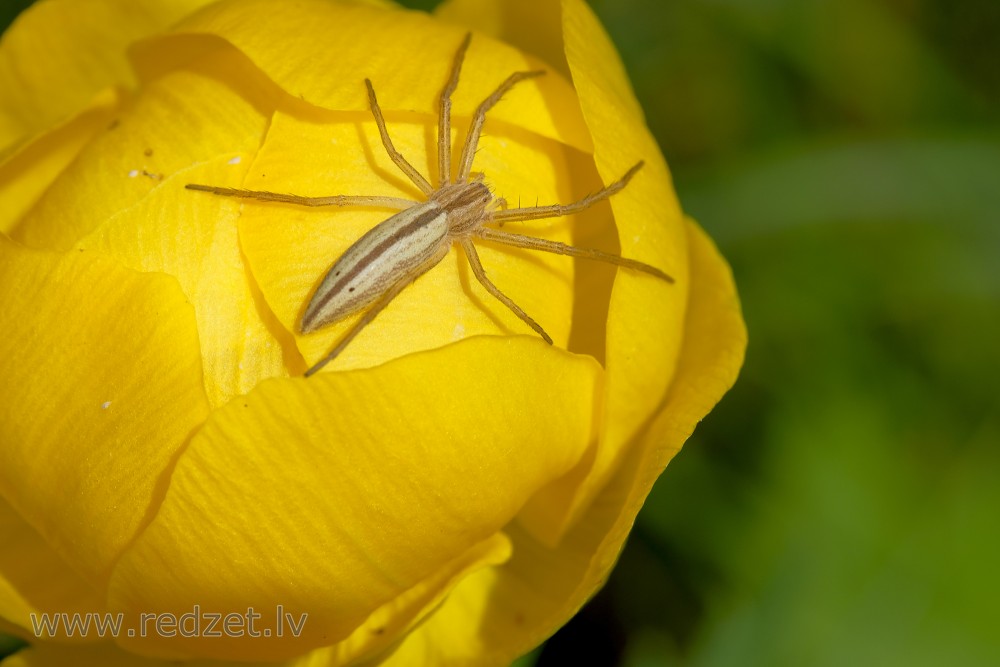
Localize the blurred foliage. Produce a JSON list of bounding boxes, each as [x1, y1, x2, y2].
[[2, 0, 998, 665]]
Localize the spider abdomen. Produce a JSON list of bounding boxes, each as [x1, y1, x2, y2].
[[300, 201, 449, 333]]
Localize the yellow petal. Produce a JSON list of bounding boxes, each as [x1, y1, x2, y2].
[[435, 0, 568, 79], [0, 87, 123, 235], [66, 48, 288, 407], [290, 533, 512, 667], [0, 0, 215, 151], [133, 0, 591, 153], [0, 499, 105, 642], [431, 0, 690, 544], [0, 643, 174, 667], [11, 39, 273, 252], [1, 4, 745, 667], [0, 642, 341, 667], [236, 108, 578, 371], [434, 0, 671, 545], [0, 635, 368, 667], [544, 0, 688, 539], [78, 154, 294, 408], [0, 239, 210, 584], [380, 218, 744, 666], [107, 337, 600, 661]]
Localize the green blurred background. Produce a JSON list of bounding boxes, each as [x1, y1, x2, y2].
[[2, 0, 998, 665]]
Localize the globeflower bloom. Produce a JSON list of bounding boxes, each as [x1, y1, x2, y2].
[[0, 0, 746, 665]]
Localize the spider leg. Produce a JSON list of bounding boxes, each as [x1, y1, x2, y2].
[[438, 33, 471, 187], [184, 184, 415, 210], [492, 161, 644, 223], [365, 79, 434, 196], [456, 70, 545, 183], [460, 239, 553, 344], [476, 227, 673, 282]]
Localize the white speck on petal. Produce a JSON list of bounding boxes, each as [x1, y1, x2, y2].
[[127, 169, 139, 178], [228, 156, 242, 165], [452, 322, 466, 339], [101, 401, 111, 410], [632, 235, 641, 244]]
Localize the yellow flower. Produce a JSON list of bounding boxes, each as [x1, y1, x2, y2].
[[0, 0, 746, 665]]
